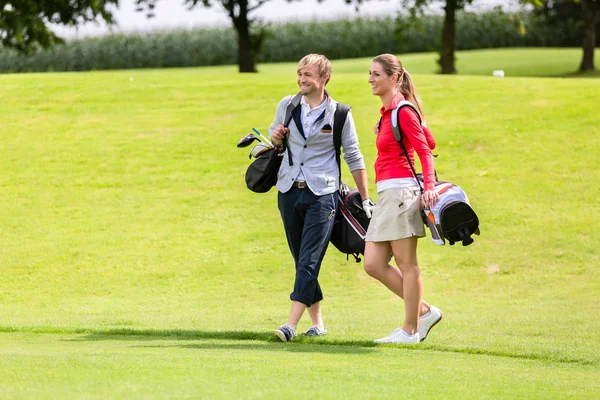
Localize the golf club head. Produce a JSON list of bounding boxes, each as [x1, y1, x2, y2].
[[249, 143, 272, 158], [237, 134, 259, 148]]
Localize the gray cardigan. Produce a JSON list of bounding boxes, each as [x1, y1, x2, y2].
[[268, 94, 366, 195]]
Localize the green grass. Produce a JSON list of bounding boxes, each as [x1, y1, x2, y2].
[[2, 333, 598, 399], [0, 48, 599, 398]]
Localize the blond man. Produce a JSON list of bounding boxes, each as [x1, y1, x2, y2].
[[269, 54, 374, 341]]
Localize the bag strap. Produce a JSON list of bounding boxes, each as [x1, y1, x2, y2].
[[282, 92, 303, 166], [284, 92, 302, 128], [333, 102, 350, 181], [390, 101, 424, 194]]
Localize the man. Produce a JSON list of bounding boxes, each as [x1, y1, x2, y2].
[[269, 54, 374, 342]]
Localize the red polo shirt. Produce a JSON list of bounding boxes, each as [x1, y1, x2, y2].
[[375, 92, 436, 191]]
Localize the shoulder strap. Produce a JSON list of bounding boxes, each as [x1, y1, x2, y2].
[[282, 92, 302, 166], [333, 102, 350, 180], [284, 92, 303, 128], [391, 101, 424, 193], [391, 101, 422, 142]]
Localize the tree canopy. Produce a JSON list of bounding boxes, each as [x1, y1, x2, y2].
[[524, 0, 599, 72], [0, 0, 118, 52]]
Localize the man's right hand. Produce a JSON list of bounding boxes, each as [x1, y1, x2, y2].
[[271, 124, 289, 147]]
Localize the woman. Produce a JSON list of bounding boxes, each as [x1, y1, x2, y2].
[[364, 54, 442, 344]]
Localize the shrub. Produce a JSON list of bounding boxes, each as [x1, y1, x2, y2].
[[0, 9, 589, 73]]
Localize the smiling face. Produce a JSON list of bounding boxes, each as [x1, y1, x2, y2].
[[368, 61, 397, 97], [297, 64, 328, 97]]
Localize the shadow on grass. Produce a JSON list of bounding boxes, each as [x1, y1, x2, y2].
[[72, 329, 280, 342], [2, 326, 597, 365], [133, 342, 376, 354], [61, 328, 378, 354], [558, 70, 600, 78]]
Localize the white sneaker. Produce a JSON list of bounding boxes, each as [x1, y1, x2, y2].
[[374, 328, 420, 344], [418, 305, 442, 342]]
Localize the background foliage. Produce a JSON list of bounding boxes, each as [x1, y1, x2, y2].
[[0, 8, 597, 73]]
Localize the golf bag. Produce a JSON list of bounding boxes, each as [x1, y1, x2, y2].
[[245, 93, 302, 193], [327, 103, 372, 262], [422, 181, 480, 246], [391, 101, 481, 246], [330, 182, 371, 262], [245, 147, 286, 193]]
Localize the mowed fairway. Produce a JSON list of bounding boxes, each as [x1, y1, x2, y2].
[[0, 50, 599, 398]]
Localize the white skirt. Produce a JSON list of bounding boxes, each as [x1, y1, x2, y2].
[[365, 187, 426, 242]]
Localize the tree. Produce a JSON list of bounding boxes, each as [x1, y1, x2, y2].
[[136, 0, 377, 73], [577, 0, 598, 71], [403, 0, 474, 74], [136, 0, 271, 73], [525, 0, 599, 72], [0, 1, 118, 53]]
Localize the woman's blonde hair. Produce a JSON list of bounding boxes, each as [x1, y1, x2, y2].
[[297, 54, 332, 85], [372, 53, 424, 118]]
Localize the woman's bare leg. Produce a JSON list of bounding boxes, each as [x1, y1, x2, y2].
[[390, 237, 422, 335], [364, 240, 429, 316]]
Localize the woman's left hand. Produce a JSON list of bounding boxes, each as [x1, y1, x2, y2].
[[421, 189, 439, 209]]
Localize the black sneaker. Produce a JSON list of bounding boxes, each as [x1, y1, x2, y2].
[[304, 326, 327, 337], [275, 324, 297, 342]]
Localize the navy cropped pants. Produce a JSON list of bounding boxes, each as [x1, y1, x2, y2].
[[278, 186, 337, 307]]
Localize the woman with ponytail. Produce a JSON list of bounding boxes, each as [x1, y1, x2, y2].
[[363, 54, 442, 344]]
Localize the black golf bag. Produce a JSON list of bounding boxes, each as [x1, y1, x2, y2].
[[330, 182, 371, 262], [243, 93, 303, 194], [245, 147, 285, 193]]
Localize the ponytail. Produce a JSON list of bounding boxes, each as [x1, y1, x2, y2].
[[398, 70, 424, 119]]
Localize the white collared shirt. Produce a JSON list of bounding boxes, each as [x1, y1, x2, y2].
[[300, 95, 329, 138], [295, 96, 329, 182]]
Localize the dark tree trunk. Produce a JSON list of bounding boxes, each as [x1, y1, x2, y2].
[[439, 0, 457, 74], [579, 0, 598, 72], [236, 24, 256, 73], [230, 0, 256, 73]]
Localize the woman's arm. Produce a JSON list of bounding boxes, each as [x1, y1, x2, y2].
[[398, 107, 436, 192]]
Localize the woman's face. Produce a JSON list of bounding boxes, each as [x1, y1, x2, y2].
[[368, 62, 396, 97]]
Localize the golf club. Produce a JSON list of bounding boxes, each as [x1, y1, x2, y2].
[[237, 133, 260, 148], [249, 143, 272, 158], [251, 128, 273, 147]]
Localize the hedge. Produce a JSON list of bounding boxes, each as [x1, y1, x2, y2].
[[0, 9, 593, 73]]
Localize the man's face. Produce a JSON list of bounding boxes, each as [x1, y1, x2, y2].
[[297, 65, 328, 96]]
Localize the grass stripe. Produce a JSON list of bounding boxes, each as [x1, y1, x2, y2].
[[1, 325, 594, 366]]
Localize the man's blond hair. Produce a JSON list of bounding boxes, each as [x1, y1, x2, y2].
[[297, 54, 331, 85]]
